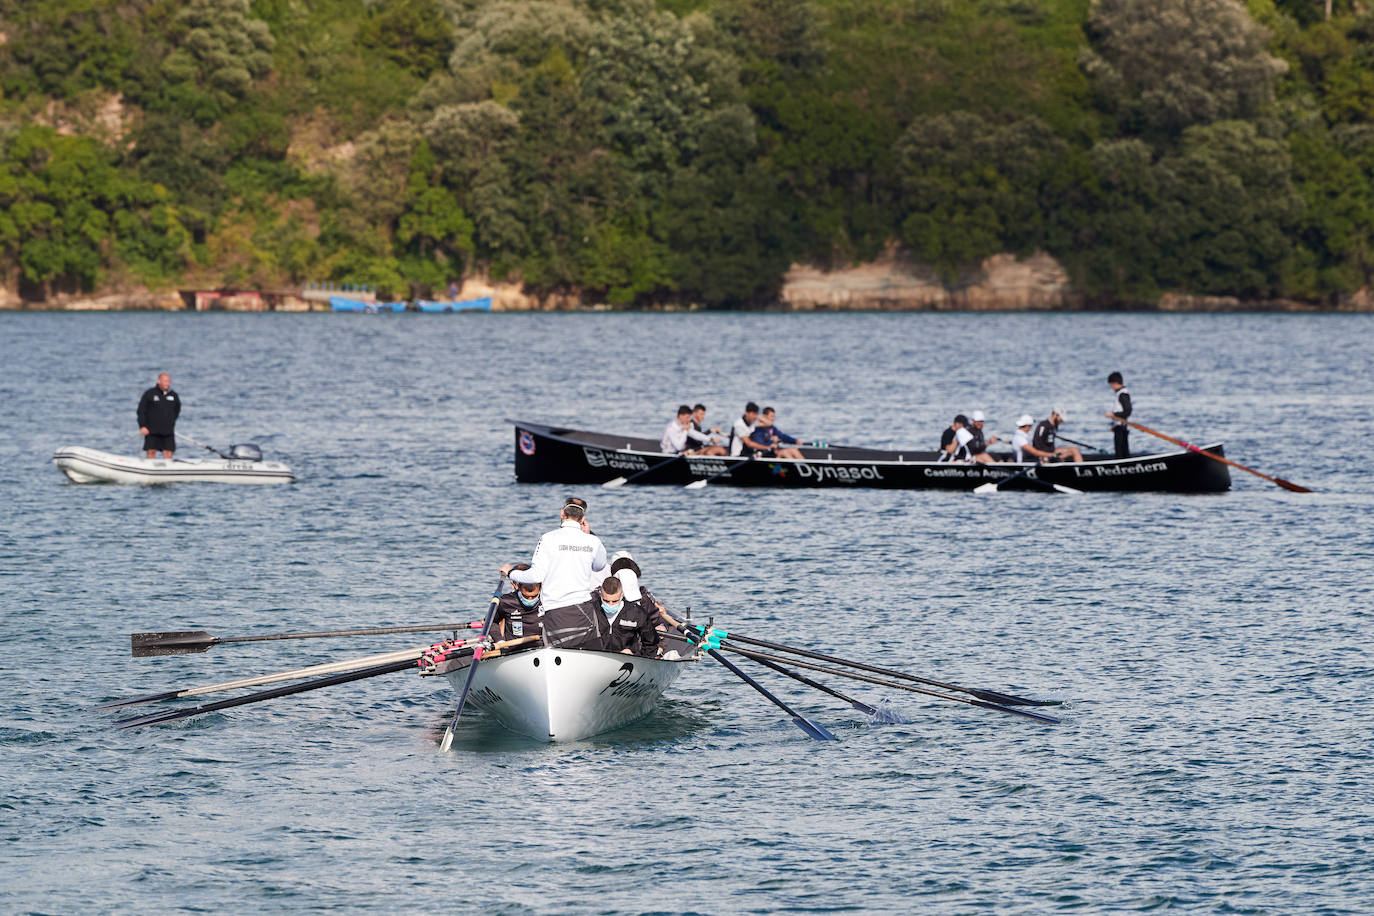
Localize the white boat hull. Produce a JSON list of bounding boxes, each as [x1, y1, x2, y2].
[[444, 645, 694, 741], [53, 446, 294, 485]]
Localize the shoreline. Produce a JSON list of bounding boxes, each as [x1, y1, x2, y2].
[[4, 251, 1371, 314]]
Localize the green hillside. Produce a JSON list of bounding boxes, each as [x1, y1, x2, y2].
[[1, 0, 1370, 306]]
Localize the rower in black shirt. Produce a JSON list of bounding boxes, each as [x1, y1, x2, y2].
[[491, 563, 542, 641], [1030, 407, 1083, 463], [1104, 372, 1132, 458], [938, 414, 972, 462]]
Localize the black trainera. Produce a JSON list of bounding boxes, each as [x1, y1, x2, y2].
[[511, 420, 1232, 493]]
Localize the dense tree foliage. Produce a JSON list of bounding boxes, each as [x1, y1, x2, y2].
[[1, 0, 1372, 305]]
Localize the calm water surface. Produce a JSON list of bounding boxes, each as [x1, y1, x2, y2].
[[2, 311, 1373, 914]]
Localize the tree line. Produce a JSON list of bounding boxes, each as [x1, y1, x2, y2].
[[1, 0, 1371, 306]]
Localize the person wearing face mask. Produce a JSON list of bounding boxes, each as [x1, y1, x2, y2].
[[540, 576, 618, 651], [490, 563, 542, 642], [501, 496, 606, 614], [593, 558, 662, 657]]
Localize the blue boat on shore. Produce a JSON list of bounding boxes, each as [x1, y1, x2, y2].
[[413, 296, 493, 312], [329, 296, 492, 312]]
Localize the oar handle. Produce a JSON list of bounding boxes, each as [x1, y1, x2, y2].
[[1123, 419, 1312, 492]]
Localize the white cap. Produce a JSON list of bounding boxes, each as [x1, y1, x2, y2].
[[611, 550, 633, 564], [1016, 414, 1034, 428], [614, 567, 642, 601], [970, 410, 985, 422], [1051, 406, 1067, 421]]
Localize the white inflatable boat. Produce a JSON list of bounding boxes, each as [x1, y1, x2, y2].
[[52, 445, 295, 485]]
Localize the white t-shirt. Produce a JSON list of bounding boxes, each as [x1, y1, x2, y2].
[[661, 419, 689, 454], [730, 417, 756, 456], [1011, 429, 1031, 463], [509, 519, 607, 611], [953, 427, 973, 460]]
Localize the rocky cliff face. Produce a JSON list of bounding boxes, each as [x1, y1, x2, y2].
[[779, 248, 1080, 311]]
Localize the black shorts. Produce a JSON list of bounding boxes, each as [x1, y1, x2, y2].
[[144, 433, 175, 453]]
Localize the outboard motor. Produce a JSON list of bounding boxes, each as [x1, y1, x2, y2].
[[227, 443, 263, 461]]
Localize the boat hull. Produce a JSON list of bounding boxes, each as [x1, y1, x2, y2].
[[53, 446, 295, 485], [509, 421, 1231, 493], [444, 645, 693, 741]]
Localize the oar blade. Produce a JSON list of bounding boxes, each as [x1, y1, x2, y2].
[[965, 687, 1061, 708], [684, 479, 709, 490], [1275, 477, 1313, 493], [91, 689, 182, 711], [791, 716, 838, 741], [131, 631, 216, 657], [114, 708, 194, 730], [970, 699, 1061, 725], [1052, 483, 1084, 495], [601, 476, 628, 489], [972, 481, 1001, 494]]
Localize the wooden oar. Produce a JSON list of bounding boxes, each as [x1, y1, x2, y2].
[[131, 622, 485, 656], [113, 657, 420, 729], [696, 627, 1059, 707], [723, 645, 1061, 725], [684, 454, 753, 489], [112, 637, 536, 730], [439, 578, 504, 752], [603, 453, 687, 488], [97, 640, 474, 710], [740, 650, 910, 724], [1121, 419, 1312, 492]]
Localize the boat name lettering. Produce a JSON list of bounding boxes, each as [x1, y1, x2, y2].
[[1073, 461, 1168, 477], [584, 447, 648, 472], [226, 462, 253, 471], [468, 686, 503, 707], [598, 661, 661, 699], [923, 467, 968, 477], [796, 463, 885, 482], [687, 459, 727, 475]]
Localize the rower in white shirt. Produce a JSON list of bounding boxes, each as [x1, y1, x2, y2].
[[661, 405, 694, 454], [729, 401, 769, 457], [1011, 414, 1035, 462], [501, 497, 607, 612]]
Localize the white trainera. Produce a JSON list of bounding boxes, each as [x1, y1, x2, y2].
[[435, 638, 698, 741], [53, 446, 295, 485]]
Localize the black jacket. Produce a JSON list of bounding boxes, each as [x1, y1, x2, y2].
[[137, 386, 181, 435], [597, 588, 662, 658], [541, 599, 610, 651], [491, 591, 541, 641]]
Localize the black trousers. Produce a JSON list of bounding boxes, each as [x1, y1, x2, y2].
[[1113, 426, 1129, 458]]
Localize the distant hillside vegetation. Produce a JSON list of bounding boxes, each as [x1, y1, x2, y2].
[[1, 0, 1371, 306]]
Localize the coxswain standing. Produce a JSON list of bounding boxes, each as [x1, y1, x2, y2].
[[1104, 371, 1132, 458], [501, 496, 606, 622], [137, 372, 181, 459]]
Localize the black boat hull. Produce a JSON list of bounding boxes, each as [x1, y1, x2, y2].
[[511, 421, 1231, 493]]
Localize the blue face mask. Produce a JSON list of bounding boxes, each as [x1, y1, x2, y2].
[[601, 601, 622, 617], [518, 592, 539, 608]]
